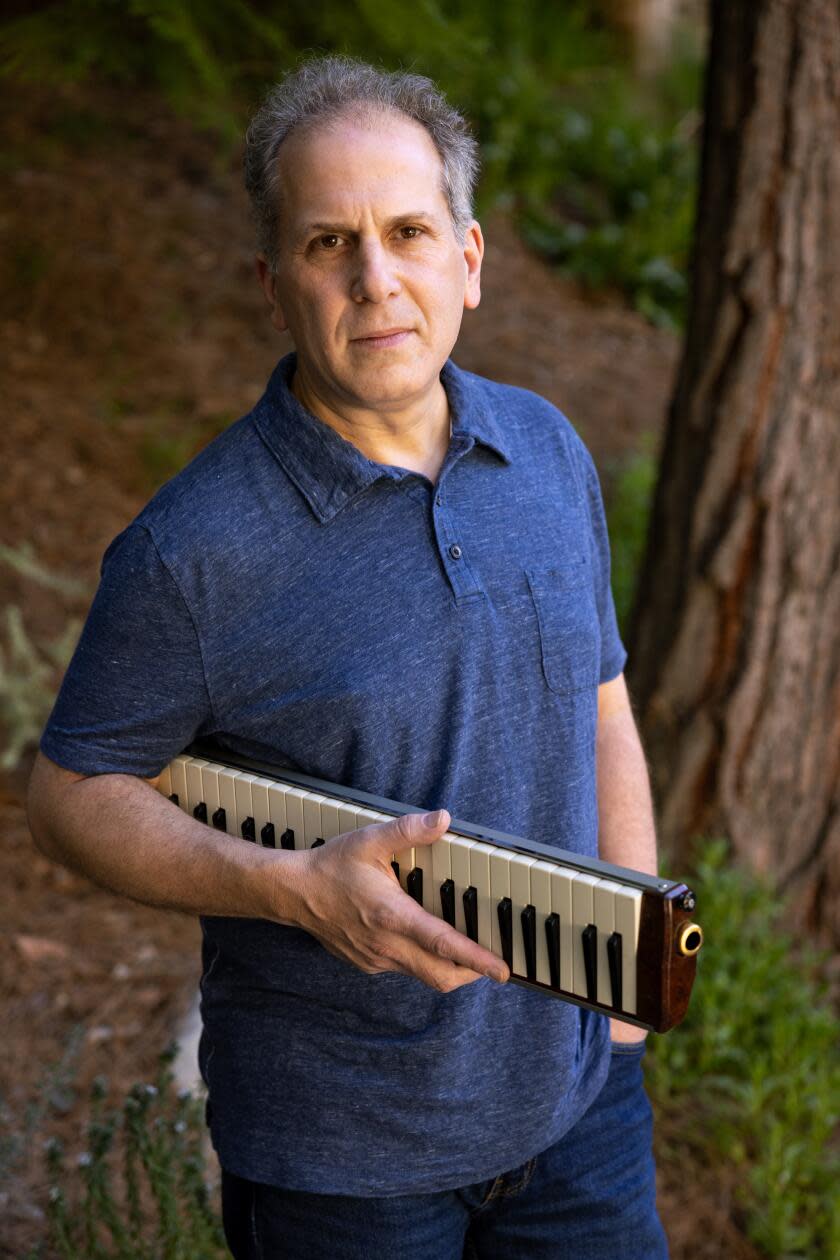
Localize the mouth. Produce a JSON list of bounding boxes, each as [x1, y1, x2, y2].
[[351, 329, 413, 348]]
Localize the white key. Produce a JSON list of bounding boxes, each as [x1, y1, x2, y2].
[[468, 842, 494, 951], [319, 798, 343, 843], [234, 774, 259, 839], [615, 887, 643, 1014], [302, 793, 329, 848], [169, 756, 190, 812], [216, 767, 242, 836], [184, 758, 209, 818], [550, 865, 576, 993], [338, 803, 361, 837], [489, 849, 511, 960], [394, 841, 416, 892], [249, 776, 274, 845], [266, 781, 288, 845], [509, 853, 537, 978], [449, 836, 476, 937], [369, 809, 404, 872], [353, 806, 382, 832], [530, 860, 555, 986], [200, 763, 223, 826], [571, 873, 599, 998], [283, 787, 308, 850], [411, 833, 434, 913], [431, 834, 452, 919], [594, 879, 623, 1007]]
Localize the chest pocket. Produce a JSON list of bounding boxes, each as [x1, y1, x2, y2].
[[525, 559, 601, 696]]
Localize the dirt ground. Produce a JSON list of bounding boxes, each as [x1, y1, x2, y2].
[[1, 84, 760, 1258]]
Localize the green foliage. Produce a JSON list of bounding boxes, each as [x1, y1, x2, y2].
[[17, 853, 840, 1259], [648, 840, 840, 1258], [40, 1045, 227, 1260], [0, 543, 89, 768], [0, 0, 703, 324], [0, 604, 82, 770], [604, 439, 657, 634]]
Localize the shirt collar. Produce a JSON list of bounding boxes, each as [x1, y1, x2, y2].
[[253, 351, 512, 524]]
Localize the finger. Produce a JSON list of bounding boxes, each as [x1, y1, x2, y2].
[[359, 808, 451, 851], [387, 897, 509, 983]]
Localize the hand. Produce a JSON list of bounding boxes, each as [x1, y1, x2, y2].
[[287, 808, 511, 993]]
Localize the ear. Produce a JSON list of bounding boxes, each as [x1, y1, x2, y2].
[[255, 255, 290, 333], [462, 221, 484, 311]]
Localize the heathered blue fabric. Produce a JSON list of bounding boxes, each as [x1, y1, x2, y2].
[[41, 350, 627, 1195]]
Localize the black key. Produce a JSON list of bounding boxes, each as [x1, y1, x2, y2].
[[463, 887, 478, 942], [582, 924, 598, 1003], [193, 801, 207, 824], [212, 806, 227, 831], [521, 904, 537, 981], [440, 879, 456, 927], [545, 913, 560, 988], [407, 867, 423, 906], [311, 837, 325, 848], [497, 897, 513, 971], [391, 859, 400, 881], [261, 822, 276, 849], [280, 827, 295, 850], [168, 793, 179, 806], [241, 816, 256, 843], [607, 931, 623, 1010]]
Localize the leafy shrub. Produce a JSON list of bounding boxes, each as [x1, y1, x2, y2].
[[604, 440, 658, 634], [648, 840, 840, 1258], [39, 1047, 226, 1260], [0, 544, 87, 768], [1, 0, 704, 324]]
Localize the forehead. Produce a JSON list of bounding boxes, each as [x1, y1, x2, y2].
[[275, 110, 450, 232]]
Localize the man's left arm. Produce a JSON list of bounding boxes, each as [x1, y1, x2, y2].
[[596, 671, 656, 1044]]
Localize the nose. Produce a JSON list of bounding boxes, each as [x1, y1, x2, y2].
[[350, 238, 401, 304]]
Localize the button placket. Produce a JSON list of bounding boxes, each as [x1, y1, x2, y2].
[[432, 441, 484, 600]]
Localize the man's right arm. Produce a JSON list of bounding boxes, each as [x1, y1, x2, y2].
[[27, 751, 508, 992], [27, 749, 303, 923]]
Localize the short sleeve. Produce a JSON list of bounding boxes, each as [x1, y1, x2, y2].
[[39, 523, 215, 777], [570, 435, 627, 685]]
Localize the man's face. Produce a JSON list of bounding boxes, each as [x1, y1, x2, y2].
[[257, 110, 483, 413]]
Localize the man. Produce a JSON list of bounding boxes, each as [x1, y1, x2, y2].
[[28, 55, 668, 1259]]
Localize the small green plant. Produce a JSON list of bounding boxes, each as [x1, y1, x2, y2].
[[647, 840, 840, 1258], [604, 440, 658, 634], [0, 605, 82, 770], [42, 1045, 226, 1260], [0, 543, 89, 768]]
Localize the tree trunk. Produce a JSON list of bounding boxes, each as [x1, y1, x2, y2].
[[627, 0, 840, 946]]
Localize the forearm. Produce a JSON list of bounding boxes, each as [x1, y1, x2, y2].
[[595, 676, 658, 1039], [596, 696, 658, 878], [27, 754, 304, 924]]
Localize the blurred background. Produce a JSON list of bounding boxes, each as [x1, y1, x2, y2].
[[1, 2, 837, 1257]]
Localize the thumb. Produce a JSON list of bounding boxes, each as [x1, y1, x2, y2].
[[377, 808, 451, 849]]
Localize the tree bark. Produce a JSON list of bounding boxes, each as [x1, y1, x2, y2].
[[627, 0, 840, 946]]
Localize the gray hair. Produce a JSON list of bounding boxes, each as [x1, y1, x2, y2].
[[244, 54, 480, 272]]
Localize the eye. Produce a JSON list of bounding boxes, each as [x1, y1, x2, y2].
[[399, 225, 422, 239], [315, 234, 341, 249]]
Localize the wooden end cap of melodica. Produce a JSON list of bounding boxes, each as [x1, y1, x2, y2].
[[635, 885, 702, 1033]]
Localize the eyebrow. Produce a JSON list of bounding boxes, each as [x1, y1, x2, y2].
[[295, 211, 443, 242]]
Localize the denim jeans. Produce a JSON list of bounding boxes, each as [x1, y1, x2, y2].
[[220, 1039, 668, 1259]]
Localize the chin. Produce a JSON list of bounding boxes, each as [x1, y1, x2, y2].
[[343, 358, 435, 404]]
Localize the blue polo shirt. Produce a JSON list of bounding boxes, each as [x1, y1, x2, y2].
[[41, 350, 627, 1195]]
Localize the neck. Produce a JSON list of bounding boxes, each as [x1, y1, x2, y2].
[[291, 363, 451, 482]]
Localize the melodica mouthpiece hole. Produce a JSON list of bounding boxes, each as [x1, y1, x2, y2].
[[677, 924, 704, 957]]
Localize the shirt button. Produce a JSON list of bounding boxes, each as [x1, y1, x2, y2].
[[449, 544, 462, 560], [436, 495, 442, 506]]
